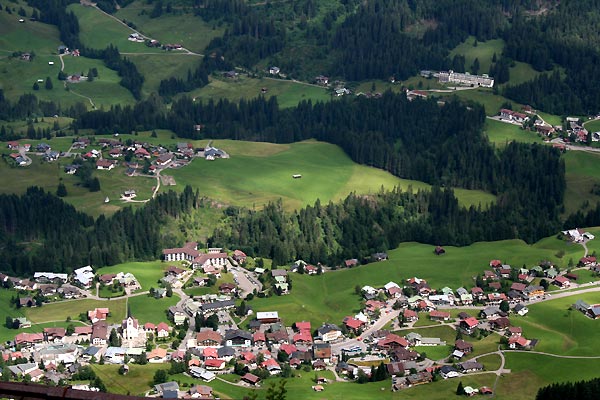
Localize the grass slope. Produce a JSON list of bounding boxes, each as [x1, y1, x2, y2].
[[484, 119, 541, 146], [25, 298, 127, 324], [95, 261, 167, 291], [187, 76, 332, 109], [169, 140, 495, 211], [563, 151, 600, 216], [449, 36, 504, 76], [115, 1, 225, 54], [68, 4, 162, 53], [509, 292, 600, 356]]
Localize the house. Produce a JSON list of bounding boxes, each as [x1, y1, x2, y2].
[[434, 246, 445, 255], [514, 304, 529, 316], [135, 147, 151, 159], [155, 381, 179, 397], [73, 266, 94, 287], [482, 306, 501, 319], [241, 373, 261, 386], [219, 283, 237, 295], [256, 311, 280, 324], [429, 310, 451, 321], [507, 326, 523, 337], [269, 66, 280, 75], [96, 159, 115, 170], [205, 359, 226, 370], [156, 152, 174, 166], [315, 75, 329, 85], [232, 250, 247, 264], [459, 317, 479, 334], [313, 343, 332, 361], [189, 366, 216, 382], [91, 321, 108, 345], [377, 334, 409, 349], [499, 109, 528, 123], [508, 336, 530, 349], [224, 329, 252, 347], [489, 317, 511, 330], [14, 333, 44, 347], [147, 348, 168, 363], [372, 252, 388, 261], [33, 272, 68, 284], [194, 252, 229, 271], [196, 330, 222, 347], [562, 228, 594, 243], [458, 361, 484, 373], [343, 317, 365, 333], [317, 324, 342, 342], [440, 365, 460, 379], [88, 308, 109, 323], [455, 340, 473, 354], [188, 384, 213, 399], [156, 322, 170, 338], [553, 275, 570, 288], [402, 309, 418, 323], [344, 258, 358, 268], [580, 256, 597, 267]]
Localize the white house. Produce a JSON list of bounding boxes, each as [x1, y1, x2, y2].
[[73, 266, 94, 287]]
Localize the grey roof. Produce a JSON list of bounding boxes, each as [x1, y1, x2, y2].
[[218, 346, 236, 357], [155, 381, 179, 394], [201, 300, 235, 312], [440, 365, 458, 374], [83, 346, 101, 356], [318, 323, 341, 335], [224, 329, 252, 341]]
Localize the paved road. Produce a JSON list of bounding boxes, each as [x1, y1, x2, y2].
[[551, 138, 600, 153], [331, 307, 400, 354]]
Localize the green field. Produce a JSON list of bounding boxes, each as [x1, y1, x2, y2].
[[584, 119, 600, 132], [563, 151, 600, 216], [169, 140, 496, 211], [498, 354, 600, 400], [446, 89, 523, 116], [68, 4, 163, 53], [127, 294, 180, 324], [510, 292, 600, 356], [187, 76, 332, 109], [96, 261, 168, 291], [125, 53, 202, 97], [504, 61, 543, 87], [484, 118, 542, 146], [449, 36, 504, 77], [115, 1, 226, 54], [25, 298, 127, 324]]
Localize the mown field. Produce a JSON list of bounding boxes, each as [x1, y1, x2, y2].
[[95, 261, 169, 292], [24, 298, 127, 325]]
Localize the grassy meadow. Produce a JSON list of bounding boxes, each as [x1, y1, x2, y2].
[[449, 36, 504, 76], [169, 140, 496, 211], [25, 298, 127, 324], [187, 76, 332, 109], [127, 294, 180, 324], [562, 151, 600, 216], [484, 118, 542, 146], [95, 261, 169, 291], [115, 1, 226, 54]]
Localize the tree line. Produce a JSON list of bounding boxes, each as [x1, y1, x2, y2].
[[536, 377, 600, 400]]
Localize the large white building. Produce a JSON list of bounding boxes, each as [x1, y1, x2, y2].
[[438, 70, 494, 88]]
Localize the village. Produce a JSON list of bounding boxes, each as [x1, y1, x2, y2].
[[0, 227, 598, 398]]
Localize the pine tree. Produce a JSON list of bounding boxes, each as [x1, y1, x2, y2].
[[32, 82, 39, 90], [56, 182, 67, 197], [45, 77, 53, 90], [456, 381, 465, 395]]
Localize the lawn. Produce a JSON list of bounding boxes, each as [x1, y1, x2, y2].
[[169, 140, 496, 212], [186, 76, 332, 109], [91, 363, 166, 396], [413, 345, 451, 361], [476, 353, 502, 371], [25, 298, 127, 324], [98, 286, 126, 298], [502, 61, 543, 87], [509, 292, 600, 356], [127, 294, 180, 324], [95, 261, 167, 291], [449, 36, 505, 76], [115, 1, 226, 54], [562, 151, 600, 216], [484, 118, 542, 146]]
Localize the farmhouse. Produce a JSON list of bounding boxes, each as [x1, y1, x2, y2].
[[562, 228, 595, 243], [499, 109, 528, 123], [96, 159, 115, 170]]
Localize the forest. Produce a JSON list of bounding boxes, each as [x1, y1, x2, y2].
[[536, 377, 600, 400], [0, 186, 201, 276]]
